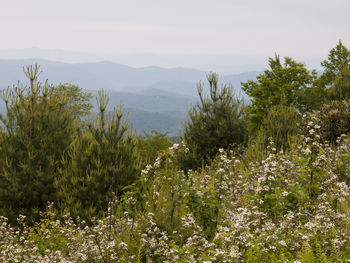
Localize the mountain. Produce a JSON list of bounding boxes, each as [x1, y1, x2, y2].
[[0, 48, 268, 74], [125, 108, 185, 136], [0, 58, 260, 135], [0, 58, 260, 95], [0, 59, 205, 93], [89, 89, 196, 113]]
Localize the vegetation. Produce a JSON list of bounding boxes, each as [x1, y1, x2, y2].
[[258, 101, 300, 151], [0, 126, 349, 262], [0, 65, 82, 223], [1, 41, 350, 262], [241, 55, 318, 132], [136, 130, 174, 167], [56, 90, 141, 221], [320, 40, 350, 89], [182, 72, 247, 170]]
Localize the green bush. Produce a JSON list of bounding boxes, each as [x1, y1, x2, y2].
[[303, 99, 350, 144], [260, 102, 300, 151], [135, 130, 173, 168]]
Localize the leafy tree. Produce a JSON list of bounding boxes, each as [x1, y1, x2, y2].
[[241, 55, 318, 132], [0, 65, 89, 223], [182, 73, 247, 170], [57, 91, 141, 220], [320, 40, 350, 88], [327, 65, 350, 101], [52, 83, 92, 119]]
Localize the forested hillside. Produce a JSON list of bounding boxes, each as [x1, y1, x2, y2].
[[0, 41, 350, 262]]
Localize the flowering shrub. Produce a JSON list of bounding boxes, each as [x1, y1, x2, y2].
[[302, 99, 350, 144], [0, 124, 350, 262]]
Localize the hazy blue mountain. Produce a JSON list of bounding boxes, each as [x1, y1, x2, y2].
[[0, 48, 268, 74], [89, 89, 196, 114], [0, 58, 261, 135], [0, 59, 205, 92], [0, 58, 260, 95], [125, 108, 185, 136]]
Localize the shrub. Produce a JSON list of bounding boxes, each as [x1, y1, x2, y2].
[[303, 99, 350, 144]]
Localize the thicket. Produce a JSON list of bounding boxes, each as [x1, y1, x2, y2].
[[0, 125, 349, 262], [0, 41, 350, 262]]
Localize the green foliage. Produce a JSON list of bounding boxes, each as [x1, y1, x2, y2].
[[245, 243, 292, 263], [320, 40, 350, 88], [242, 55, 318, 131], [0, 65, 85, 223], [327, 65, 350, 101], [260, 101, 301, 151], [0, 65, 140, 223], [319, 41, 350, 103], [28, 206, 71, 257], [52, 83, 93, 118], [303, 100, 350, 144], [1, 125, 350, 261], [136, 130, 173, 167], [3, 44, 350, 261], [182, 72, 247, 170], [56, 90, 141, 220], [298, 243, 316, 263]]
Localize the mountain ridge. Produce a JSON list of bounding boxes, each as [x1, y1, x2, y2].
[[0, 58, 260, 135]]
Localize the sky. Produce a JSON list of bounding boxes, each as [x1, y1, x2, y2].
[[1, 0, 350, 72]]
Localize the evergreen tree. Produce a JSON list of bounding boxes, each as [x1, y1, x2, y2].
[[0, 65, 86, 223], [182, 73, 247, 170], [57, 90, 141, 220], [320, 40, 350, 88]]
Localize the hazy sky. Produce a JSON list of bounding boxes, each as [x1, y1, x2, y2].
[[1, 0, 350, 70]]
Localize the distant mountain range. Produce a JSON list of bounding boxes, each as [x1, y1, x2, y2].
[[0, 48, 269, 74], [0, 58, 260, 136]]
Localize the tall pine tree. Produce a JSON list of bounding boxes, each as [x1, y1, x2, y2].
[[0, 65, 82, 223], [56, 90, 141, 220], [182, 73, 247, 171]]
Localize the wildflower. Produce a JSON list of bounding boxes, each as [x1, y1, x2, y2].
[[279, 240, 287, 247]]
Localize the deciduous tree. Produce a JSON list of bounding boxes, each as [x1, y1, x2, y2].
[[242, 55, 317, 132]]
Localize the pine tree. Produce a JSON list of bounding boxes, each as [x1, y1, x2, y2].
[[0, 65, 81, 223], [182, 73, 247, 170], [56, 90, 141, 220]]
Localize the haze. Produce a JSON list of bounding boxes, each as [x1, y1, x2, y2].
[[1, 0, 349, 73]]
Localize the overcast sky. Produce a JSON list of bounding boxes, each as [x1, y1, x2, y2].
[[1, 0, 349, 71]]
